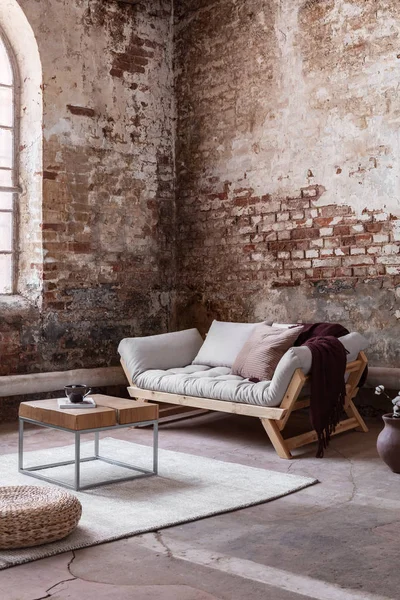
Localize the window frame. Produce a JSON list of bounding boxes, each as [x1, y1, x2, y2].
[[0, 26, 20, 295]]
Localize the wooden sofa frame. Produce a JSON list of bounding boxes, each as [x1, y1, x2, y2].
[[121, 351, 368, 459]]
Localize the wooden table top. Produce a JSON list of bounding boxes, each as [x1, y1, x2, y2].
[[19, 394, 158, 431]]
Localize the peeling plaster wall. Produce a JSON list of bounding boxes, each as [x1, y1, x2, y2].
[[1, 0, 175, 376], [175, 0, 400, 366]]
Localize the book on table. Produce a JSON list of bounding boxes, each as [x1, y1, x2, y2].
[[57, 397, 97, 409]]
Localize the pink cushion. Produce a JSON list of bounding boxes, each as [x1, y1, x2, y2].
[[231, 324, 304, 381]]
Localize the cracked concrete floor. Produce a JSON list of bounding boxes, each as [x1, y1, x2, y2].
[[0, 411, 399, 600]]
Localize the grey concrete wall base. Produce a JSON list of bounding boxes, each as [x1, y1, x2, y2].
[[367, 367, 400, 391], [0, 367, 127, 398]]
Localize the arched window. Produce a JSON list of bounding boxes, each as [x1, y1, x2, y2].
[[0, 32, 17, 294], [0, 1, 42, 303]]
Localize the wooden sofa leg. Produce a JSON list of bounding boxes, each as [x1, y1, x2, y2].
[[260, 418, 293, 460], [345, 399, 369, 433]]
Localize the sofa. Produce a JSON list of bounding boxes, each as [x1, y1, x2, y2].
[[118, 321, 369, 459]]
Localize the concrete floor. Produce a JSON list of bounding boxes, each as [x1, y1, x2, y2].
[[0, 411, 398, 600]]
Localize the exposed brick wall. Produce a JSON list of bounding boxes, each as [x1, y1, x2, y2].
[[175, 0, 400, 366], [0, 0, 175, 377], [178, 183, 400, 290]]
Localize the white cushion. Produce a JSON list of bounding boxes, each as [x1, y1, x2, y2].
[[118, 329, 204, 382], [267, 346, 312, 406], [338, 332, 369, 361], [192, 320, 260, 368]]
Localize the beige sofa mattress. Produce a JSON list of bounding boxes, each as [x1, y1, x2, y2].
[[120, 331, 368, 408]]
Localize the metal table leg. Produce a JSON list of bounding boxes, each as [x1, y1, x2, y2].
[[94, 431, 99, 458], [18, 419, 24, 471], [74, 432, 80, 491], [153, 421, 158, 475]]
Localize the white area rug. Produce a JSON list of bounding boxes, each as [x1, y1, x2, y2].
[[0, 438, 317, 569]]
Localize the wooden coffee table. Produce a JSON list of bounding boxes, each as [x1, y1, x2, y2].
[[18, 394, 159, 491]]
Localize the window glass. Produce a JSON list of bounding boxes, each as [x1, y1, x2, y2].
[[0, 191, 12, 210], [0, 212, 12, 251], [0, 129, 13, 168], [0, 168, 12, 187], [0, 86, 13, 127], [0, 33, 15, 294], [0, 254, 12, 294], [0, 37, 12, 86]]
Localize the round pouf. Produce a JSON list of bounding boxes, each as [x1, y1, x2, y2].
[[0, 486, 82, 549]]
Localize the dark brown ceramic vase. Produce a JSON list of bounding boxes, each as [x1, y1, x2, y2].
[[377, 414, 400, 473]]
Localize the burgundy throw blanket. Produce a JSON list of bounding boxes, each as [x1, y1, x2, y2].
[[294, 322, 349, 346], [294, 323, 349, 458]]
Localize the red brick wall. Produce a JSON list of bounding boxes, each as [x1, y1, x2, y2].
[[175, 0, 400, 366], [178, 183, 399, 289]]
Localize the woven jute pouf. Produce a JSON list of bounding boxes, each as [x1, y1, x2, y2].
[[0, 486, 82, 549]]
